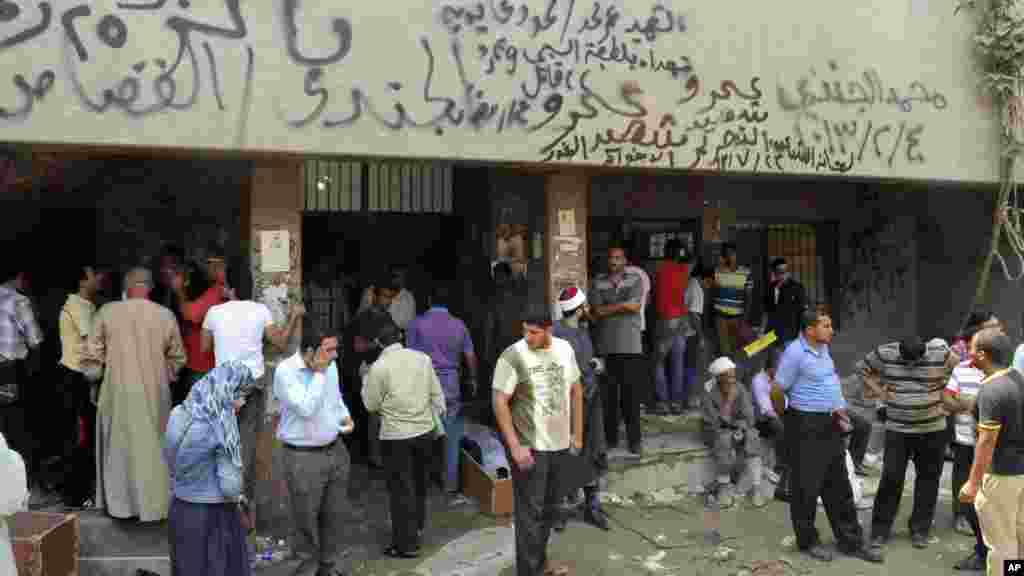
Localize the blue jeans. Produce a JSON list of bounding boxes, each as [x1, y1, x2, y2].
[[443, 405, 465, 493], [655, 334, 688, 404]]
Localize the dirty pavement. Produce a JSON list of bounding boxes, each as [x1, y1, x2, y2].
[[264, 412, 977, 576]]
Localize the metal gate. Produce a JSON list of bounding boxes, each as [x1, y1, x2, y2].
[[304, 159, 453, 214]]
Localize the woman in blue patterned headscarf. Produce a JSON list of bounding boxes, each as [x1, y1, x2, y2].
[[164, 361, 255, 576]]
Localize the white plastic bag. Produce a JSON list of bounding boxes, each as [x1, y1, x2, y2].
[[846, 450, 864, 504]]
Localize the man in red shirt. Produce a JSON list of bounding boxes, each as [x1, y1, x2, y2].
[[171, 247, 232, 406], [653, 239, 690, 415]]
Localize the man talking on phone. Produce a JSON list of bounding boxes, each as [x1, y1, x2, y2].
[[274, 328, 355, 576]]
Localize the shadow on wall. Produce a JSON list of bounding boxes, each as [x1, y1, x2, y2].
[[838, 188, 911, 321]]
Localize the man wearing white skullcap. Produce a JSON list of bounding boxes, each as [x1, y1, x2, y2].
[[701, 356, 764, 509], [552, 287, 609, 532]]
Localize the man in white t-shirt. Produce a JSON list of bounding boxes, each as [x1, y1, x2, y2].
[[942, 319, 994, 571], [201, 298, 304, 526], [493, 308, 582, 576]]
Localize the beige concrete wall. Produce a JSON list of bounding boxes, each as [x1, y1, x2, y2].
[[0, 1, 999, 183], [545, 170, 590, 306], [247, 159, 304, 534]]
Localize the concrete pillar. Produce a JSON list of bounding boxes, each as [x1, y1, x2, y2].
[[245, 159, 304, 535], [545, 170, 590, 308]]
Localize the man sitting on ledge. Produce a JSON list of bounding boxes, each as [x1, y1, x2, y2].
[[701, 356, 765, 509]]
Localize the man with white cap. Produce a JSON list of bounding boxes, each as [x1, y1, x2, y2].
[[701, 356, 764, 509], [552, 286, 610, 531]]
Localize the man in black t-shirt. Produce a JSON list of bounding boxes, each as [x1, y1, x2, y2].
[[958, 328, 1024, 576]]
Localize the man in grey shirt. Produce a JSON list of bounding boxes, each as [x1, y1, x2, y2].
[[589, 243, 645, 455]]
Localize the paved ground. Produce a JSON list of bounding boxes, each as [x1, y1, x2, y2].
[[330, 459, 979, 576]]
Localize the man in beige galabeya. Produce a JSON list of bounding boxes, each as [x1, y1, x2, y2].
[[84, 267, 186, 522]]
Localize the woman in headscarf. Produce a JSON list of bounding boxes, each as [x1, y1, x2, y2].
[[701, 356, 764, 509], [164, 361, 256, 576], [0, 432, 29, 576]]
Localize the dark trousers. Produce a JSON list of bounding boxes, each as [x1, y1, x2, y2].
[[756, 417, 786, 471], [341, 371, 370, 465], [603, 354, 643, 448], [848, 410, 872, 467], [0, 359, 31, 483], [952, 443, 987, 559], [871, 430, 947, 539], [382, 433, 433, 554], [512, 449, 568, 576], [59, 365, 96, 505], [785, 410, 864, 551], [282, 440, 351, 569]]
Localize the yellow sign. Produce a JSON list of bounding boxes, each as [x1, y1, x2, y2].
[[743, 331, 778, 357]]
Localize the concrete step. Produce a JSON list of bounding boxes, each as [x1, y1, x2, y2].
[[75, 511, 169, 576]]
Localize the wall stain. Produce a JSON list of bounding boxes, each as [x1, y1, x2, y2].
[[840, 187, 909, 319]]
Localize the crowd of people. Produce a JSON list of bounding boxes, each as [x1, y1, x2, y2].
[[2, 236, 1024, 576]]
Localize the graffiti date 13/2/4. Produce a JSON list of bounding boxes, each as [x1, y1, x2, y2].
[[795, 117, 925, 167]]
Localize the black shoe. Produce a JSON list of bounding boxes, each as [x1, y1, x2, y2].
[[553, 512, 568, 532], [628, 442, 644, 456], [953, 553, 986, 571], [584, 504, 610, 531], [911, 533, 929, 549], [774, 488, 790, 502], [844, 545, 885, 564], [802, 545, 833, 562]]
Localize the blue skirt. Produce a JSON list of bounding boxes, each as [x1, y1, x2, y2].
[[168, 498, 252, 576]]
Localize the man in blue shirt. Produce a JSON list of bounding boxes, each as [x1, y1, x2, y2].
[[775, 309, 882, 564], [274, 327, 355, 576]]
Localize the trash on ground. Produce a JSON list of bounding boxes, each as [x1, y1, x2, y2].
[[250, 535, 293, 569], [712, 546, 735, 562], [781, 535, 795, 549]]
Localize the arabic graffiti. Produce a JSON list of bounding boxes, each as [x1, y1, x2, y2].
[[777, 61, 948, 115], [0, 1, 254, 119], [0, 1, 958, 179], [777, 60, 947, 163], [543, 63, 940, 175], [278, 0, 696, 136]]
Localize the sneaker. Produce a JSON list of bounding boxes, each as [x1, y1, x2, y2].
[[749, 490, 766, 508], [953, 553, 986, 571], [911, 533, 929, 549], [704, 491, 720, 509], [652, 402, 669, 415], [717, 484, 735, 509], [447, 493, 472, 507]]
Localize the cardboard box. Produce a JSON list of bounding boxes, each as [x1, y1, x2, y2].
[[13, 511, 79, 576], [461, 448, 513, 517]]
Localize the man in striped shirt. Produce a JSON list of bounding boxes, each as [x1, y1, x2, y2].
[[861, 336, 959, 552], [713, 243, 753, 359]]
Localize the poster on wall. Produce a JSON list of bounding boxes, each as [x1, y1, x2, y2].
[[260, 230, 291, 273], [558, 209, 576, 236], [551, 235, 587, 297]]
